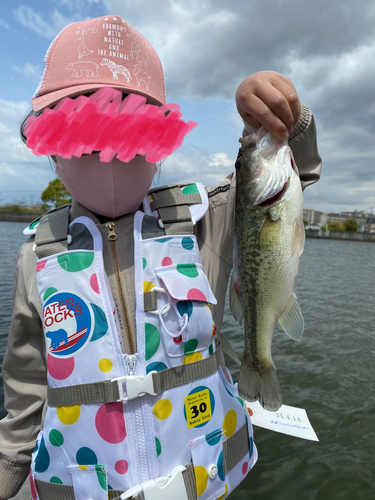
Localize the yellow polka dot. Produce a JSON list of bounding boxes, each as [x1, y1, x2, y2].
[[183, 352, 203, 364], [217, 483, 228, 500], [78, 465, 88, 471], [194, 465, 209, 497], [98, 358, 113, 372], [149, 195, 154, 202], [144, 281, 155, 292], [57, 405, 81, 425], [223, 409, 237, 438], [153, 399, 172, 420]]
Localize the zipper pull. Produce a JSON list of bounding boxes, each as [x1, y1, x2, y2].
[[105, 221, 117, 241], [126, 354, 137, 376]]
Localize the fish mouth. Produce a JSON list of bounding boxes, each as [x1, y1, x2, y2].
[[257, 181, 288, 208]]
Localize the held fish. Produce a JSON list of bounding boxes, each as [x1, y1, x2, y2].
[[230, 127, 305, 411]]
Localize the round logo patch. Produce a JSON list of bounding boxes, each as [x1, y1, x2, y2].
[[43, 292, 93, 358]]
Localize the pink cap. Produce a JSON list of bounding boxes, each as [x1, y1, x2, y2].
[[32, 15, 166, 112]]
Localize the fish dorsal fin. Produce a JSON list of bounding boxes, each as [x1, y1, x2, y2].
[[278, 293, 304, 341], [292, 219, 305, 257], [229, 270, 243, 325]]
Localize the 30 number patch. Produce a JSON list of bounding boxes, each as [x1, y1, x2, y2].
[[184, 389, 212, 428]]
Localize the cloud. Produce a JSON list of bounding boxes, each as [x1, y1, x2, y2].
[[12, 63, 42, 82], [14, 5, 80, 39], [0, 18, 10, 29]]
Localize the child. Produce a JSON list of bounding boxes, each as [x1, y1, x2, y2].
[[0, 14, 321, 500]]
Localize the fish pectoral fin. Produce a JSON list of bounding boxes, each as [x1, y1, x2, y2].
[[292, 219, 306, 257], [278, 293, 304, 341], [229, 270, 243, 325]]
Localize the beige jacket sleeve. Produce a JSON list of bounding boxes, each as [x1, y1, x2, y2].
[[197, 103, 321, 334], [0, 240, 47, 499]]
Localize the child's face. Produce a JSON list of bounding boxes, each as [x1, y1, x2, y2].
[[55, 153, 156, 218]]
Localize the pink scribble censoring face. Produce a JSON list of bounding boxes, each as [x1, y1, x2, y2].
[[25, 87, 197, 163]]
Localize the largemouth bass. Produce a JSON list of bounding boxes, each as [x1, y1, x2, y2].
[[230, 127, 305, 411]]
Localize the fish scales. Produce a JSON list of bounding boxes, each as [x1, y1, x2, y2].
[[230, 127, 305, 411]]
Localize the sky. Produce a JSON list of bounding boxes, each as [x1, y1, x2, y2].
[[0, 0, 375, 214]]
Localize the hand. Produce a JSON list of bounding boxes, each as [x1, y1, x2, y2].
[[235, 71, 301, 141]]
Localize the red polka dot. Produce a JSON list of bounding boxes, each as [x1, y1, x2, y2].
[[162, 257, 172, 266], [36, 260, 47, 273], [115, 460, 128, 474], [90, 273, 100, 294], [47, 354, 74, 380], [29, 470, 38, 500], [187, 288, 207, 301], [242, 461, 248, 475], [95, 403, 126, 444], [247, 407, 253, 417]]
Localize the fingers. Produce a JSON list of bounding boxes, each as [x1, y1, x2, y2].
[[236, 71, 301, 141]]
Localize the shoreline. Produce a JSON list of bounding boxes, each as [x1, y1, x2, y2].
[[306, 229, 375, 242], [0, 212, 43, 223]]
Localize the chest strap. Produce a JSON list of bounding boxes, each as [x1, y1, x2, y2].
[[34, 205, 71, 259], [47, 344, 224, 407], [148, 183, 202, 235], [35, 422, 250, 500]]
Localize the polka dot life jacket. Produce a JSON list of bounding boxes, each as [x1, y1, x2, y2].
[[28, 183, 257, 500]]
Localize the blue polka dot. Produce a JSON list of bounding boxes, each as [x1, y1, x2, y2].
[[146, 362, 168, 373], [76, 447, 98, 465], [155, 238, 173, 243], [90, 304, 108, 342], [217, 451, 225, 481], [177, 301, 193, 320], [249, 436, 253, 459], [35, 436, 50, 473], [182, 237, 194, 251], [205, 429, 222, 446]]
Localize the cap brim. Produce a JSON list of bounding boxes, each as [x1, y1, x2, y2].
[[32, 83, 164, 112]]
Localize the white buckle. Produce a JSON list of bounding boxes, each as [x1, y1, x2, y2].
[[120, 465, 188, 500], [113, 372, 157, 401]]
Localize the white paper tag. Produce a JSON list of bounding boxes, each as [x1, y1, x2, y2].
[[246, 401, 319, 442]]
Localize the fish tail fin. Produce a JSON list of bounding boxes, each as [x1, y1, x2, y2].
[[238, 362, 282, 411], [229, 269, 243, 325]]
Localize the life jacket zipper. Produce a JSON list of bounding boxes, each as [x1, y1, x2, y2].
[[105, 221, 136, 355]]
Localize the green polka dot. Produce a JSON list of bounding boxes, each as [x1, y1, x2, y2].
[[145, 323, 160, 360], [184, 338, 198, 355], [44, 288, 57, 301], [182, 237, 194, 251], [57, 252, 94, 272], [209, 343, 214, 355], [182, 184, 199, 195], [176, 264, 199, 278], [96, 465, 107, 490], [29, 220, 40, 230], [143, 258, 147, 269], [50, 477, 63, 484], [236, 396, 244, 407], [49, 429, 64, 447], [155, 437, 162, 457]]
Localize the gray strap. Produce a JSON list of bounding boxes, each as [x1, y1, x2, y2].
[[220, 334, 241, 366], [35, 205, 70, 259], [152, 344, 223, 394], [223, 422, 249, 473], [36, 480, 75, 500], [164, 221, 195, 235], [182, 462, 197, 500], [144, 290, 157, 311], [47, 345, 223, 407], [158, 205, 192, 224], [150, 193, 202, 211], [48, 379, 120, 407]]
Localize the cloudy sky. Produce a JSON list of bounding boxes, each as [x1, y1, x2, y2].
[[0, 0, 374, 214]]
